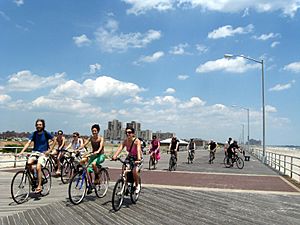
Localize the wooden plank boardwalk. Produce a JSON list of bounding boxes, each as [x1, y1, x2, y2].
[[1, 149, 300, 225]]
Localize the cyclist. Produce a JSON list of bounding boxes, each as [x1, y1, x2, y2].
[[169, 137, 179, 160], [224, 137, 232, 156], [17, 119, 54, 194], [149, 135, 160, 163], [80, 124, 105, 186], [208, 140, 217, 164], [226, 140, 240, 166], [112, 127, 142, 194], [49, 130, 66, 175], [65, 132, 85, 155], [186, 138, 196, 160]]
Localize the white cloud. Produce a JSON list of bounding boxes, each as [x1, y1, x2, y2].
[[208, 24, 254, 39], [153, 96, 179, 105], [51, 76, 144, 99], [242, 8, 250, 17], [196, 44, 208, 54], [0, 11, 10, 21], [32, 96, 102, 115], [177, 75, 189, 80], [123, 0, 300, 17], [94, 19, 161, 52], [196, 57, 260, 74], [269, 80, 295, 91], [73, 34, 92, 47], [284, 62, 300, 73], [164, 88, 176, 94], [265, 105, 277, 113], [14, 0, 24, 6], [0, 94, 11, 104], [7, 70, 65, 92], [88, 63, 101, 74], [253, 33, 280, 41], [135, 51, 164, 64], [271, 41, 280, 48], [169, 43, 189, 55], [122, 0, 174, 15], [179, 97, 206, 108]]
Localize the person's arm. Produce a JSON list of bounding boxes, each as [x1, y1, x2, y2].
[[18, 140, 32, 155], [136, 139, 142, 162], [65, 142, 72, 151], [79, 137, 90, 150], [45, 136, 56, 156], [49, 137, 57, 151], [157, 141, 160, 150], [176, 142, 179, 151], [112, 141, 125, 160], [168, 143, 172, 152]]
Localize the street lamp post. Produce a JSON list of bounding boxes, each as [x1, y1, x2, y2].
[[232, 105, 250, 153], [225, 54, 266, 163]]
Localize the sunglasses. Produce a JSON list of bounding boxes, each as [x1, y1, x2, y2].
[[73, 135, 78, 138], [126, 131, 133, 134]]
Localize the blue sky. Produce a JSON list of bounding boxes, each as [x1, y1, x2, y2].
[[0, 0, 300, 145]]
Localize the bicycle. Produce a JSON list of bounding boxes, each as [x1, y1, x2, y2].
[[168, 150, 177, 171], [148, 150, 158, 170], [68, 154, 109, 205], [60, 150, 81, 184], [112, 157, 142, 211], [11, 154, 51, 204], [209, 150, 216, 164], [44, 153, 58, 176], [187, 149, 194, 164], [224, 152, 244, 169]]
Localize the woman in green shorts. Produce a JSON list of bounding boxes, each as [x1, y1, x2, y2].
[[80, 124, 105, 184]]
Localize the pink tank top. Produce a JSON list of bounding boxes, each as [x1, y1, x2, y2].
[[126, 139, 138, 157]]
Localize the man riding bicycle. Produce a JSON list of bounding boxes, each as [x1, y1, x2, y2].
[[49, 130, 66, 176], [226, 140, 240, 165], [112, 127, 142, 194], [169, 137, 179, 160], [149, 135, 160, 162], [17, 119, 54, 194], [187, 138, 195, 158]]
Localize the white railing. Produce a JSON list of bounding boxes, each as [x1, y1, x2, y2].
[[251, 148, 300, 182], [0, 146, 29, 168]]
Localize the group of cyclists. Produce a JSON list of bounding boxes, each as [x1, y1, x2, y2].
[[16, 118, 243, 201]]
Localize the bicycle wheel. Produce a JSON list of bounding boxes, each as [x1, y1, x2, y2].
[[173, 158, 177, 171], [236, 157, 244, 169], [112, 178, 125, 211], [148, 157, 152, 170], [45, 159, 55, 175], [41, 168, 51, 196], [130, 176, 141, 204], [68, 171, 87, 205], [224, 156, 232, 168], [168, 157, 172, 171], [11, 171, 30, 204], [61, 161, 74, 184], [95, 168, 109, 198]]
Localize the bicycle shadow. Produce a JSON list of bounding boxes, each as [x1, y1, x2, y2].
[[8, 192, 47, 206]]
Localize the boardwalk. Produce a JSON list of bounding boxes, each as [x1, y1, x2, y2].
[[1, 149, 300, 225]]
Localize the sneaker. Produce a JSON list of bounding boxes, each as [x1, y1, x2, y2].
[[87, 186, 93, 195], [135, 185, 140, 194]]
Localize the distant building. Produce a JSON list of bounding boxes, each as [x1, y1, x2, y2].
[[139, 130, 152, 141], [152, 131, 175, 141], [104, 119, 122, 140], [247, 139, 262, 146]]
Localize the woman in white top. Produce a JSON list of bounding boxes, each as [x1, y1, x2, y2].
[[65, 132, 85, 156]]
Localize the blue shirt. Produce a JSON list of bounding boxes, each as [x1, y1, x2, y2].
[[29, 130, 54, 153]]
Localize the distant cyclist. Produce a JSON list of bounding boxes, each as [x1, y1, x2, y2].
[[169, 137, 179, 160], [187, 138, 196, 157], [17, 119, 54, 194], [224, 137, 232, 156], [65, 132, 85, 155], [208, 140, 217, 164], [49, 130, 66, 175], [226, 140, 240, 165], [112, 127, 142, 194], [80, 124, 105, 185], [149, 135, 160, 162]]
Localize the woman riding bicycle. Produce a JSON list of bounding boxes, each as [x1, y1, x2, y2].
[[112, 127, 142, 194], [149, 135, 160, 162], [169, 137, 179, 160], [80, 124, 105, 185]]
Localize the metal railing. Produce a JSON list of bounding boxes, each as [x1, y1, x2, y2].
[[0, 146, 29, 168], [251, 148, 300, 182]]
